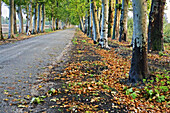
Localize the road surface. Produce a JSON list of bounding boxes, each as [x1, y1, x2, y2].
[[0, 28, 75, 113]]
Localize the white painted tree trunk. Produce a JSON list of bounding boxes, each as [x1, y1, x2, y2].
[[32, 3, 38, 34], [91, 0, 100, 43], [8, 0, 14, 38], [99, 0, 109, 48], [37, 4, 41, 33], [41, 3, 45, 33], [129, 0, 149, 82], [26, 6, 29, 33], [17, 5, 23, 34], [27, 0, 33, 35]]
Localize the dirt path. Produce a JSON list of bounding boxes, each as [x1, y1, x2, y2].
[[0, 28, 75, 113]]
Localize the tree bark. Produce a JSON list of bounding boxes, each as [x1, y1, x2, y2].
[[79, 16, 85, 32], [17, 5, 24, 34], [112, 0, 121, 39], [8, 0, 14, 38], [99, 0, 109, 48], [84, 13, 88, 34], [0, 0, 4, 40], [26, 5, 29, 33], [148, 0, 165, 51], [119, 0, 129, 42], [41, 3, 45, 33], [37, 3, 41, 33], [27, 0, 33, 35], [51, 16, 55, 31], [32, 3, 38, 34], [129, 0, 149, 83], [108, 0, 114, 38], [14, 4, 17, 34], [55, 18, 59, 30], [88, 0, 93, 38], [91, 0, 100, 43]]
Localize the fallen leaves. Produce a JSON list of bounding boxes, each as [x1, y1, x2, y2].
[[17, 30, 169, 112]]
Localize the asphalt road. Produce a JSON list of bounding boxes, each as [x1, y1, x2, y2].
[[0, 28, 75, 113]]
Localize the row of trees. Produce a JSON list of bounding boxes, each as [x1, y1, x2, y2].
[[78, 0, 166, 82], [0, 0, 73, 40]]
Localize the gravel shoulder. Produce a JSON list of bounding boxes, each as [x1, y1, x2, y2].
[[0, 28, 75, 113]]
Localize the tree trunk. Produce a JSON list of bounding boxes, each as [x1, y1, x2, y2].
[[89, 0, 93, 38], [8, 0, 14, 38], [99, 0, 109, 48], [27, 0, 33, 35], [84, 13, 88, 34], [55, 18, 58, 30], [0, 0, 4, 40], [87, 0, 90, 36], [129, 0, 149, 83], [79, 16, 85, 32], [108, 0, 114, 38], [97, 6, 101, 33], [37, 3, 41, 33], [51, 17, 55, 31], [112, 0, 121, 39], [148, 0, 165, 51], [26, 6, 29, 33], [41, 3, 45, 33], [91, 0, 100, 43], [17, 5, 23, 34], [14, 4, 17, 34], [119, 0, 129, 42], [32, 3, 38, 34]]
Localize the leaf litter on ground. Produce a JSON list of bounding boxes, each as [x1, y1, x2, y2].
[[19, 29, 169, 112]]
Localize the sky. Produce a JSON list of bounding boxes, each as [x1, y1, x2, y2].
[[1, 0, 170, 23]]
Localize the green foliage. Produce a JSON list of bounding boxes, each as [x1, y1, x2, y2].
[[163, 23, 170, 43], [72, 38, 78, 45], [48, 88, 56, 95], [30, 96, 46, 104], [116, 3, 122, 9], [127, 17, 133, 40]]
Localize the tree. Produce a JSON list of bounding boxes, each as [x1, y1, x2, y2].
[[32, 2, 38, 34], [27, 0, 33, 35], [0, 0, 4, 40], [17, 2, 24, 34], [41, 3, 45, 33], [89, 0, 93, 38], [108, 0, 114, 38], [119, 0, 129, 42], [8, 0, 15, 38], [37, 3, 41, 33], [148, 0, 166, 51], [112, 0, 121, 39], [14, 2, 17, 34], [129, 0, 149, 82], [99, 0, 109, 48], [91, 0, 100, 43]]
